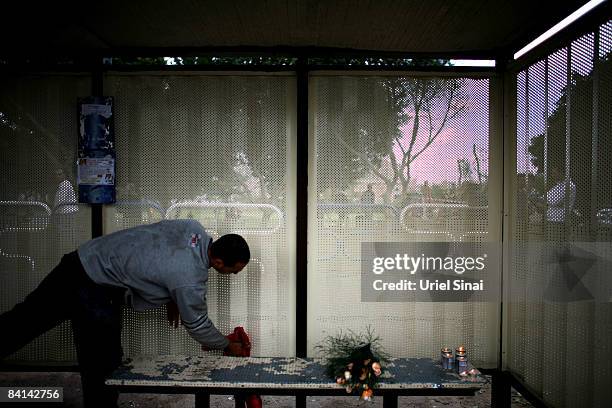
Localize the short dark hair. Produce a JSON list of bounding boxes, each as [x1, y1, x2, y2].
[[210, 234, 250, 266]]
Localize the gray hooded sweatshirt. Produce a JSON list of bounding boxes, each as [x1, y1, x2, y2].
[[77, 219, 229, 350]]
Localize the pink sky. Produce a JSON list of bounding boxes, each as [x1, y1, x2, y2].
[[391, 78, 490, 185]]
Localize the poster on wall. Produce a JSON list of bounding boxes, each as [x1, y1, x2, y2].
[[77, 96, 116, 204]]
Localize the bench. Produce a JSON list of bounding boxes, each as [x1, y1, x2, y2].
[[106, 355, 487, 408]]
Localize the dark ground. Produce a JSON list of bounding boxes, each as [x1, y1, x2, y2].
[[0, 371, 533, 407]]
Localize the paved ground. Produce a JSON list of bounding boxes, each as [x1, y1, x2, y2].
[[0, 372, 533, 407]]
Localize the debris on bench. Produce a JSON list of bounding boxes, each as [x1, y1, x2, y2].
[[107, 355, 486, 389]]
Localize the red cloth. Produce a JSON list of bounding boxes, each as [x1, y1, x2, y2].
[[224, 326, 252, 357], [224, 327, 262, 408]]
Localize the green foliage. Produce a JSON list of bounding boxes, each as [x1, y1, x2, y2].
[[315, 327, 390, 399], [315, 326, 390, 379], [108, 56, 167, 65], [104, 56, 451, 68], [104, 56, 297, 66], [308, 57, 451, 67], [172, 56, 297, 65]]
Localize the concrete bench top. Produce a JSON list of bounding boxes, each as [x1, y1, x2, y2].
[[106, 355, 486, 391]]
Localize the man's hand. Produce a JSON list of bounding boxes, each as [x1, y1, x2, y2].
[[224, 341, 243, 357], [166, 300, 180, 328]]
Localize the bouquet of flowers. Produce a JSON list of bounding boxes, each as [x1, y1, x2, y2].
[[316, 327, 389, 401]]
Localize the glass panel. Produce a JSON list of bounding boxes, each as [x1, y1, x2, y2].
[[103, 74, 296, 357], [309, 75, 497, 367], [510, 22, 612, 407], [0, 74, 92, 362]]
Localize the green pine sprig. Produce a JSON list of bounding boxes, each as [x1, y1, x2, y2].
[[315, 326, 390, 394]]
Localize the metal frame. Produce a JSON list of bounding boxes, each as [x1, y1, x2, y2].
[[590, 29, 601, 239], [507, 0, 611, 72], [484, 369, 552, 408], [0, 200, 52, 271], [107, 384, 481, 408], [506, 372, 550, 408], [1, 45, 501, 60], [295, 57, 309, 358], [488, 69, 506, 388], [164, 201, 284, 236], [500, 61, 516, 388], [91, 63, 104, 238]]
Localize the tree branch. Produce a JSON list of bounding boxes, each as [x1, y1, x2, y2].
[[395, 134, 407, 156], [3, 97, 63, 170], [331, 131, 390, 183], [410, 82, 466, 164]]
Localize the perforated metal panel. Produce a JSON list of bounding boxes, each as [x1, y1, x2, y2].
[[103, 74, 296, 357], [509, 20, 612, 408], [309, 75, 498, 367], [511, 60, 549, 395], [0, 74, 92, 362]]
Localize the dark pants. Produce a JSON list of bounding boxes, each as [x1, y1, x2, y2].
[[0, 252, 124, 407]]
